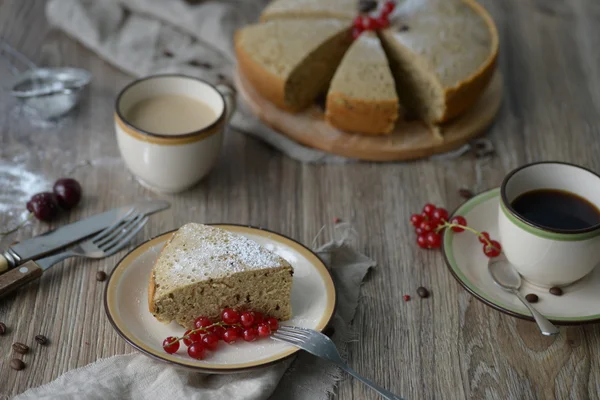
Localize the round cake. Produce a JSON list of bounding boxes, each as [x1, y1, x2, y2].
[[235, 0, 499, 136]]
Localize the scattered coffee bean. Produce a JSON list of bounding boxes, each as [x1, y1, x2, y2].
[[416, 287, 430, 298], [525, 293, 539, 303], [35, 335, 48, 345], [459, 188, 474, 199], [549, 286, 563, 296], [358, 0, 377, 13], [12, 342, 29, 354], [0, 322, 6, 335], [398, 25, 410, 32], [96, 271, 107, 282], [162, 49, 174, 58], [10, 359, 25, 371]]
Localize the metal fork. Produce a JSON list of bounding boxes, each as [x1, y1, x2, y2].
[[0, 208, 148, 297], [272, 326, 404, 400]]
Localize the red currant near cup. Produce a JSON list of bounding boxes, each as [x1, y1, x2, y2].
[[422, 203, 436, 217], [449, 216, 467, 232], [425, 232, 442, 249], [478, 232, 491, 244], [432, 208, 449, 222], [221, 308, 240, 324], [163, 337, 180, 354], [187, 342, 206, 360], [416, 234, 428, 249], [381, 0, 396, 16], [419, 220, 434, 233], [483, 240, 502, 258], [410, 214, 424, 227]]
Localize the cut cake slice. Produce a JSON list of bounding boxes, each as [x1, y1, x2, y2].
[[261, 0, 356, 22], [326, 31, 400, 135], [235, 18, 353, 112], [148, 223, 293, 329], [378, 0, 498, 124]]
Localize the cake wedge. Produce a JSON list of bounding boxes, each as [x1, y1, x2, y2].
[[148, 223, 293, 329]]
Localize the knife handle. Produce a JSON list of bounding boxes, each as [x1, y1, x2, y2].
[[0, 261, 43, 298], [0, 255, 8, 273]]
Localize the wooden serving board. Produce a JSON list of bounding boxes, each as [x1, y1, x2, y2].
[[235, 69, 503, 161]]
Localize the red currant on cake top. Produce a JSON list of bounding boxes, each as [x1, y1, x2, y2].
[[381, 0, 396, 16]]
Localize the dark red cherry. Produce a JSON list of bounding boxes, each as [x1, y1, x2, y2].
[[28, 193, 60, 221], [53, 178, 82, 210]]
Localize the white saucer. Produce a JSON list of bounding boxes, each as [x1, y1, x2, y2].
[[104, 225, 336, 373], [442, 188, 600, 325]]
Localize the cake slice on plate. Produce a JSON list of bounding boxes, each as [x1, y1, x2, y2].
[[326, 31, 400, 135], [378, 0, 498, 124], [235, 18, 353, 112], [148, 223, 293, 329], [261, 0, 356, 22]]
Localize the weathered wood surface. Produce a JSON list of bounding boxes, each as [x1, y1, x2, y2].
[[1, 0, 600, 398]]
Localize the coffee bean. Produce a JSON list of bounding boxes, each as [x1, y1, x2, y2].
[[35, 334, 48, 345], [398, 25, 410, 32], [163, 49, 174, 57], [549, 287, 563, 296], [96, 271, 107, 282], [0, 322, 6, 335], [358, 0, 377, 13], [188, 60, 213, 69], [525, 293, 539, 303], [416, 287, 430, 298], [12, 342, 29, 354], [10, 359, 25, 371], [459, 188, 474, 199]]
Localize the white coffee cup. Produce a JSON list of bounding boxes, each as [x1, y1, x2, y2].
[[498, 162, 600, 287], [115, 74, 236, 193]]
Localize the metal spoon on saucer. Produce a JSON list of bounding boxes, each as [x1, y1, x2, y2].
[[488, 254, 559, 336]]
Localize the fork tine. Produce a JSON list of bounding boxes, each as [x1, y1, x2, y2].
[[103, 216, 148, 256], [278, 326, 310, 336], [96, 213, 142, 248], [272, 332, 305, 345], [92, 208, 135, 242], [275, 329, 309, 340]]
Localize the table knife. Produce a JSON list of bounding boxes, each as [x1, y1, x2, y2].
[[0, 199, 170, 273]]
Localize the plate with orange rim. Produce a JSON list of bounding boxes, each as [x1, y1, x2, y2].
[[104, 224, 336, 373]]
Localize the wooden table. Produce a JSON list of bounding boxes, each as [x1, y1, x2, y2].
[[2, 0, 600, 398]]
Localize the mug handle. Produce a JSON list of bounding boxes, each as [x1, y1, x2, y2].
[[216, 83, 237, 123]]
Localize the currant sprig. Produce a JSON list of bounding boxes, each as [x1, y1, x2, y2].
[[352, 0, 396, 39], [410, 203, 502, 257], [162, 308, 280, 360]]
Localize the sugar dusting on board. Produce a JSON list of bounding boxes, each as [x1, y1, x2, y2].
[[0, 161, 49, 220]]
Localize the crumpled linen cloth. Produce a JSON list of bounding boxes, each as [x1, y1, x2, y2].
[[45, 0, 353, 163], [14, 224, 375, 400]]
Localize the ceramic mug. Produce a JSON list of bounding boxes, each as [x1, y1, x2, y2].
[[498, 162, 600, 287], [114, 74, 236, 193]]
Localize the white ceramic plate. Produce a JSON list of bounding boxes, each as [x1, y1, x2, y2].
[[104, 224, 336, 373], [442, 188, 600, 325]]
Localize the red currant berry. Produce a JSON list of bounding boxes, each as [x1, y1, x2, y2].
[[257, 323, 272, 338], [353, 15, 364, 29], [53, 178, 82, 210], [478, 232, 491, 244], [382, 0, 396, 16], [222, 327, 239, 344], [243, 328, 259, 342], [432, 208, 449, 222], [483, 240, 502, 258], [187, 342, 206, 359], [419, 220, 433, 233], [184, 329, 203, 347], [240, 312, 255, 328], [416, 234, 428, 249], [450, 216, 467, 232], [375, 15, 389, 29], [351, 27, 364, 40], [415, 226, 424, 235], [266, 317, 279, 331], [183, 330, 194, 347], [403, 294, 411, 302], [208, 325, 226, 339], [163, 337, 180, 354], [194, 316, 212, 330], [425, 232, 442, 249], [28, 192, 60, 221], [221, 308, 240, 325], [410, 214, 424, 227], [252, 311, 265, 325], [362, 16, 377, 30], [234, 325, 245, 338], [201, 333, 219, 351], [422, 203, 436, 217]]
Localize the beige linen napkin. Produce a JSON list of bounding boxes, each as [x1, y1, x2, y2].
[[14, 224, 375, 400], [44, 0, 351, 163]]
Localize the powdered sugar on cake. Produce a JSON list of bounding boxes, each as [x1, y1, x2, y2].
[[154, 223, 291, 296]]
